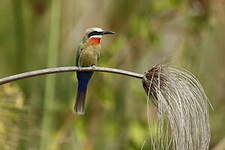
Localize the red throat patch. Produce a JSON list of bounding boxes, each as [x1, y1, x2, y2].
[[90, 37, 101, 45]]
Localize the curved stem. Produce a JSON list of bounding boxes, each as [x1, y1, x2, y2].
[[0, 66, 144, 85]]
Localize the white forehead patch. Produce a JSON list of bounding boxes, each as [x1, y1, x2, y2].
[[90, 35, 102, 38], [90, 27, 103, 32]]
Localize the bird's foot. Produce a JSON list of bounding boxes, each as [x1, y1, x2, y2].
[[91, 65, 96, 69], [77, 66, 82, 71]]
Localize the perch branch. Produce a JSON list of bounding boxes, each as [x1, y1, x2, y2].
[[0, 66, 144, 85]]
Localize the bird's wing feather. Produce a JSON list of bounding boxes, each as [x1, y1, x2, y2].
[[76, 42, 84, 66], [97, 50, 100, 63]]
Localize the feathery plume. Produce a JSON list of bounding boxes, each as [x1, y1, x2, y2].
[[142, 65, 211, 150]]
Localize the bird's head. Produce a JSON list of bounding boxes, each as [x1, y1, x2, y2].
[[83, 27, 115, 45]]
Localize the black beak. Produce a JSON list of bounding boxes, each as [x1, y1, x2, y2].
[[102, 31, 115, 35]]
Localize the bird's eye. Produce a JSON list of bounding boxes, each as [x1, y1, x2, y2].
[[88, 31, 102, 38]]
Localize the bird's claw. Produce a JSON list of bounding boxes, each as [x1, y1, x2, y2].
[[77, 66, 82, 71], [91, 65, 96, 69]]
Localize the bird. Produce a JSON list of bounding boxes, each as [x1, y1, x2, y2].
[[75, 27, 115, 114]]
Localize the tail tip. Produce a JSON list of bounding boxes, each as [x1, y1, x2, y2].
[[76, 111, 85, 115], [74, 107, 85, 115]]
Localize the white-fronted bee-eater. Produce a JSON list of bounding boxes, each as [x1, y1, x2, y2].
[[75, 27, 115, 114]]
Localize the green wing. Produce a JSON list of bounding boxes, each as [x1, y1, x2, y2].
[[97, 50, 100, 63], [75, 42, 84, 66]]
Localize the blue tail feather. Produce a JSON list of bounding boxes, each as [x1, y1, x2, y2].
[[75, 71, 93, 114]]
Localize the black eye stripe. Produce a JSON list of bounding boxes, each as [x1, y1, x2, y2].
[[88, 31, 103, 38]]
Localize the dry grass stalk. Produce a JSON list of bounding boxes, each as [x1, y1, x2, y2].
[[142, 65, 211, 150]]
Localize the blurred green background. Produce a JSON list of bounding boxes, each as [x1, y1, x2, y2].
[[0, 0, 225, 149]]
